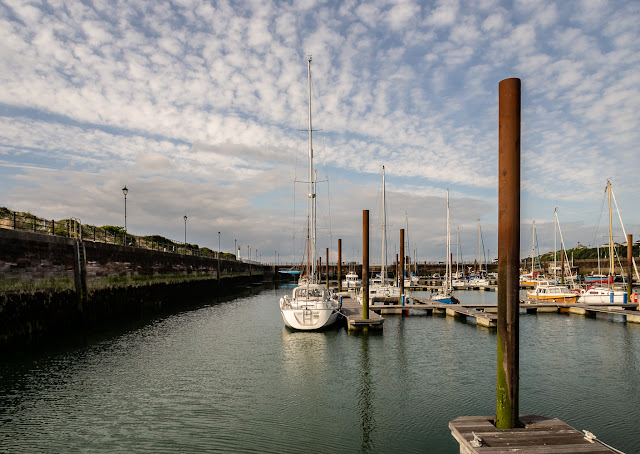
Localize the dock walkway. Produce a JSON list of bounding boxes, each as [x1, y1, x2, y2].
[[339, 295, 384, 331]]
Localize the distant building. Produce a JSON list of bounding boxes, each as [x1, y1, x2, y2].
[[576, 242, 587, 249]]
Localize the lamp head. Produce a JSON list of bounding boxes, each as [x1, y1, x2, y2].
[[122, 186, 128, 196]]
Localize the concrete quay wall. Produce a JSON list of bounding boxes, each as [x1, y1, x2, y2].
[[0, 228, 271, 344]]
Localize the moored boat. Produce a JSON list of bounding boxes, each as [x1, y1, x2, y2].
[[280, 283, 340, 330], [526, 283, 577, 303], [279, 56, 340, 330], [342, 271, 362, 289]]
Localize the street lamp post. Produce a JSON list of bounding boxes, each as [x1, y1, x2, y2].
[[235, 239, 237, 259], [122, 186, 128, 245], [183, 215, 187, 253]]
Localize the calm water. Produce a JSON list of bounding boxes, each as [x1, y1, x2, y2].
[[1, 284, 639, 453]]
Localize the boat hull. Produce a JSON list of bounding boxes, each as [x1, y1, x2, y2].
[[280, 308, 339, 330], [525, 294, 577, 303]]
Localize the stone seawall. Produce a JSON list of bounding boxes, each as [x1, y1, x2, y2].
[[0, 228, 272, 343], [0, 228, 257, 283]]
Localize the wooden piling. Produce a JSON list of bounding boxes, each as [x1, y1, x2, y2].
[[338, 238, 342, 293], [363, 210, 369, 320], [400, 229, 405, 305], [326, 247, 329, 289], [628, 234, 633, 299], [497, 77, 520, 430]]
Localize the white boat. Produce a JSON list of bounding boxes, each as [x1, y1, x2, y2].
[[342, 271, 362, 289], [576, 286, 627, 303], [364, 166, 400, 302], [431, 190, 459, 304], [280, 283, 340, 330], [576, 181, 635, 304], [526, 283, 577, 303], [279, 56, 340, 330]]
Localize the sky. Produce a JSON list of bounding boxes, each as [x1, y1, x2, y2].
[[1, 0, 639, 265]]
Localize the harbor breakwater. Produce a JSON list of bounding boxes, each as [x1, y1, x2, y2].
[[0, 228, 272, 343]]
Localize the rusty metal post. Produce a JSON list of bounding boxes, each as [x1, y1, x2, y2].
[[363, 210, 370, 320], [400, 229, 405, 305], [326, 247, 329, 289], [628, 234, 633, 299], [497, 77, 520, 430], [338, 239, 342, 292]]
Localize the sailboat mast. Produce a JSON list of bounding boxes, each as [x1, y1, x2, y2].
[[405, 212, 409, 278], [608, 181, 614, 286], [531, 221, 535, 275], [456, 227, 460, 276], [381, 166, 386, 281], [307, 56, 316, 282], [446, 189, 451, 289], [477, 219, 481, 274], [554, 208, 557, 282]]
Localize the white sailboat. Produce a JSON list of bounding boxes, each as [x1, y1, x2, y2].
[[403, 213, 420, 288], [467, 220, 489, 287], [279, 56, 340, 330], [577, 181, 630, 304], [432, 190, 459, 304], [360, 166, 399, 302]]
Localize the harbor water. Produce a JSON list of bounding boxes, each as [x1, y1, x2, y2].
[[1, 284, 639, 453]]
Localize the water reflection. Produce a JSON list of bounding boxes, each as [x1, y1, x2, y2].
[[358, 334, 375, 452], [280, 328, 328, 383]]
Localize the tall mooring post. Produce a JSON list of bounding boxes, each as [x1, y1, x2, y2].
[[399, 229, 405, 305], [326, 247, 329, 289], [628, 234, 633, 299], [362, 210, 370, 320], [497, 77, 521, 430], [338, 239, 342, 292], [450, 77, 622, 452]]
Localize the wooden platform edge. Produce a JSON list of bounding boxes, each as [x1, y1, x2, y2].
[[449, 415, 614, 453]]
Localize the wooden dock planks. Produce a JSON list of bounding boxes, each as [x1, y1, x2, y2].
[[449, 415, 613, 453], [340, 296, 384, 331]]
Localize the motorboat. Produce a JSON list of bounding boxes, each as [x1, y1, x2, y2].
[[342, 271, 362, 290], [526, 283, 577, 303]]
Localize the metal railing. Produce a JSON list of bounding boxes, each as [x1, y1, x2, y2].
[[0, 207, 236, 261]]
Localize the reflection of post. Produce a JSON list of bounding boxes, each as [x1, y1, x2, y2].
[[362, 210, 369, 320], [497, 77, 520, 430], [358, 335, 374, 451]]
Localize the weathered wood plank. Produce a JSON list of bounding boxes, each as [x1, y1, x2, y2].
[[450, 415, 615, 453]]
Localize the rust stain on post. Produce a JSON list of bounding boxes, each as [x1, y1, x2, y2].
[[497, 77, 520, 430], [363, 210, 370, 320]]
